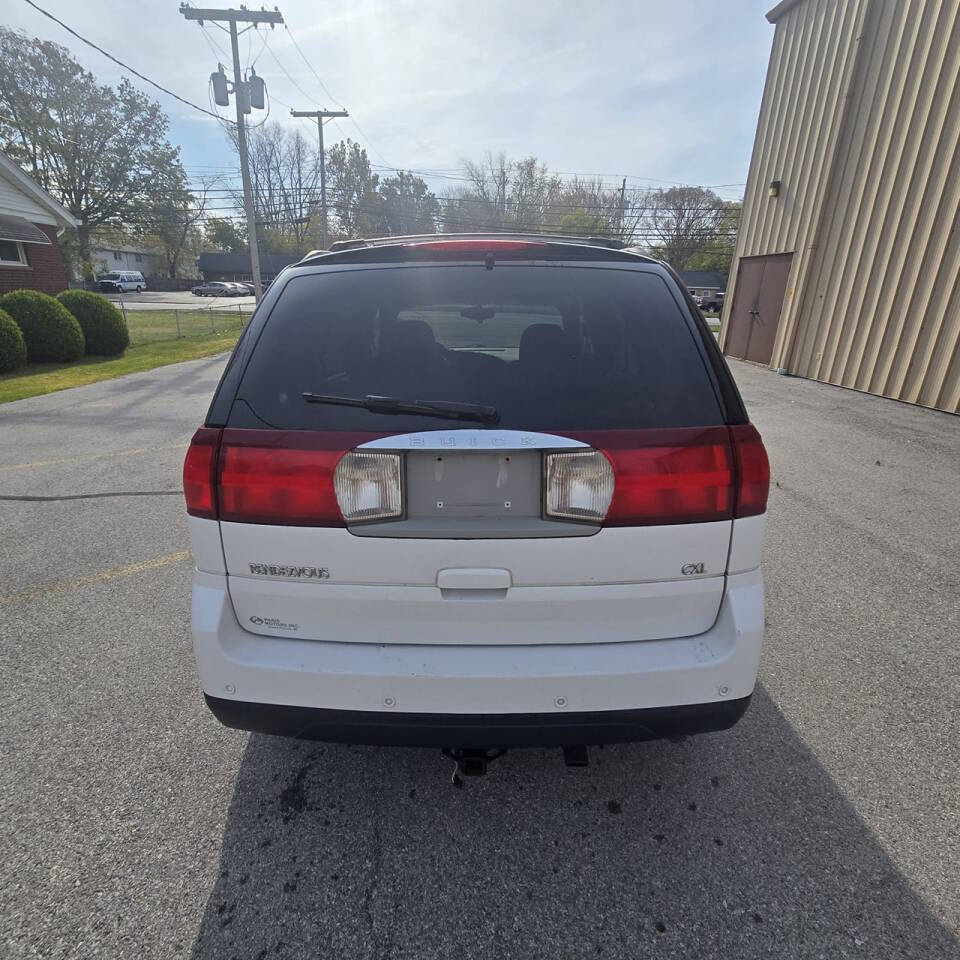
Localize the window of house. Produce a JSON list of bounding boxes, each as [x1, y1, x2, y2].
[[113, 251, 122, 261], [0, 239, 28, 265], [135, 254, 142, 263]]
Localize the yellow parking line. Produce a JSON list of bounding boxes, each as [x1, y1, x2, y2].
[[0, 550, 192, 606], [0, 442, 188, 472]]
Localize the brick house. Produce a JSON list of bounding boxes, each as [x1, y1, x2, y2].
[[0, 152, 78, 296]]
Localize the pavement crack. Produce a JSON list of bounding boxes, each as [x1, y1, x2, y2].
[[0, 490, 182, 502]]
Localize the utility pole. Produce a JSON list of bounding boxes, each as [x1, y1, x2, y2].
[[617, 176, 628, 240], [290, 109, 349, 250], [180, 5, 283, 299]]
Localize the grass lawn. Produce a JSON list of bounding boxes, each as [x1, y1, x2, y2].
[[0, 332, 239, 405], [121, 307, 252, 345]]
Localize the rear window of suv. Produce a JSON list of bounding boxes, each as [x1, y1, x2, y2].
[[231, 263, 722, 431]]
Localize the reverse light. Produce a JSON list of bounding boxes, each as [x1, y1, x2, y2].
[[334, 451, 403, 523], [545, 450, 615, 522]]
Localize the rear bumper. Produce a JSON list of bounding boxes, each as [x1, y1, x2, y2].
[[204, 693, 752, 748], [191, 567, 764, 742]]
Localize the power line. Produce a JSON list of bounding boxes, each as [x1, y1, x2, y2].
[[263, 42, 315, 104], [279, 24, 394, 168], [284, 26, 346, 110], [21, 0, 233, 124], [199, 23, 230, 62], [250, 28, 272, 69]]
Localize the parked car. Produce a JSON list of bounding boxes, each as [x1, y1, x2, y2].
[[183, 235, 769, 771], [700, 292, 725, 313], [234, 282, 256, 295], [97, 270, 146, 293], [192, 281, 234, 297]]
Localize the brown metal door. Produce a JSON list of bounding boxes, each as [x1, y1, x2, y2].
[[724, 254, 792, 365], [724, 257, 764, 360], [746, 253, 792, 364]]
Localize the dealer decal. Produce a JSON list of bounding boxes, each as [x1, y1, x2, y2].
[[249, 615, 300, 632]]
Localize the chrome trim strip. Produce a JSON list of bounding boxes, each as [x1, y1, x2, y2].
[[357, 429, 588, 451]]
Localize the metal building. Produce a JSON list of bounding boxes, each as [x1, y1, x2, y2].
[[720, 0, 960, 414]]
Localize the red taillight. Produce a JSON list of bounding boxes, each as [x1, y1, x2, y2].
[[183, 427, 221, 519], [218, 437, 344, 526], [562, 428, 735, 526], [404, 239, 547, 253], [213, 430, 391, 526], [730, 423, 770, 517]]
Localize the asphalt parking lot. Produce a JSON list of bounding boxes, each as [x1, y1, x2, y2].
[[1, 358, 957, 959], [104, 290, 257, 310]]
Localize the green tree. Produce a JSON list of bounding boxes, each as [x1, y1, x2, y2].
[[685, 203, 741, 273], [327, 139, 380, 239], [0, 27, 183, 274], [203, 217, 246, 254], [375, 171, 440, 235]]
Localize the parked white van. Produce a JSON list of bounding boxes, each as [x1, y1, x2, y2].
[[97, 271, 146, 293]]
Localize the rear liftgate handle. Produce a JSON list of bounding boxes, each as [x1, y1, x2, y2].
[[436, 567, 512, 599]]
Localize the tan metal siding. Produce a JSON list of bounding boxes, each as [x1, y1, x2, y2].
[[727, 0, 960, 414], [721, 0, 871, 365]]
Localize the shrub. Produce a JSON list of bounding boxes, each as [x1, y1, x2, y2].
[[0, 307, 28, 373], [57, 289, 129, 356], [0, 289, 85, 362]]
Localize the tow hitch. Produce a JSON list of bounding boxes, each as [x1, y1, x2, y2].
[[442, 745, 591, 780], [443, 748, 506, 780]]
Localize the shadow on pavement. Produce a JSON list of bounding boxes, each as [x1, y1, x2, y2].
[[190, 688, 957, 960]]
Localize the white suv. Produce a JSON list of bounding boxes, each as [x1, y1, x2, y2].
[[184, 236, 769, 762]]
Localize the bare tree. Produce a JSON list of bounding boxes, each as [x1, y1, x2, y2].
[[227, 122, 321, 250], [141, 174, 218, 278], [642, 186, 731, 267]]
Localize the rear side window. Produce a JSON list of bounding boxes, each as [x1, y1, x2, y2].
[[232, 264, 722, 431]]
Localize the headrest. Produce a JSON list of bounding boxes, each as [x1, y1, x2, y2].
[[519, 323, 567, 364]]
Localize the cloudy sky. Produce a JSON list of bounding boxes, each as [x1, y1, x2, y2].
[[7, 0, 774, 199]]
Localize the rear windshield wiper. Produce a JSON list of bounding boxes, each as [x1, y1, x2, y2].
[[302, 392, 500, 425]]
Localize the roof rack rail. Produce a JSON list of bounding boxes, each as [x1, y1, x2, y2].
[[321, 232, 627, 256]]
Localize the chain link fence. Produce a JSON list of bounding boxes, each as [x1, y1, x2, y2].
[[110, 298, 255, 346]]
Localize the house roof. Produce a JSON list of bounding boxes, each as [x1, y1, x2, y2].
[[197, 251, 301, 273], [0, 152, 79, 230], [91, 242, 162, 256], [677, 269, 727, 289]]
